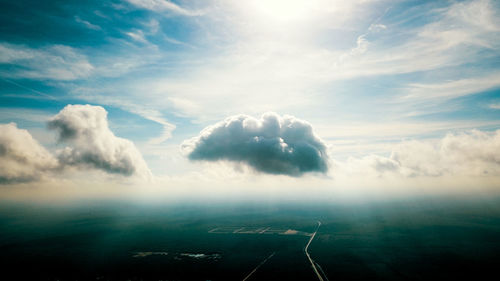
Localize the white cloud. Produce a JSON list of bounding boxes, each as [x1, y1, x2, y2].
[[146, 118, 176, 145], [74, 16, 101, 31], [125, 0, 204, 16], [146, 18, 160, 34], [48, 104, 152, 180], [368, 23, 386, 32], [122, 29, 160, 51], [125, 30, 151, 45], [123, 0, 499, 123], [166, 97, 202, 118], [0, 123, 58, 184], [67, 88, 177, 144], [119, 107, 176, 145], [126, 30, 149, 44], [402, 72, 500, 101], [446, 0, 500, 32], [489, 103, 500, 109], [0, 43, 93, 80], [182, 112, 329, 176], [336, 129, 500, 178]]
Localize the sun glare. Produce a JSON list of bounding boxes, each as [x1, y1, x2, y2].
[[248, 0, 319, 22]]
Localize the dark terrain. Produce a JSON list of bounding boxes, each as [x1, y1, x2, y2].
[[1, 197, 499, 280]]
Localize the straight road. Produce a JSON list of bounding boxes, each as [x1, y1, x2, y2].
[[242, 252, 276, 281]]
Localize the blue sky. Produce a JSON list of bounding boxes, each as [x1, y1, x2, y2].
[[1, 0, 500, 200]]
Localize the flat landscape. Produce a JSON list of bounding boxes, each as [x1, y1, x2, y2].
[[1, 198, 500, 280]]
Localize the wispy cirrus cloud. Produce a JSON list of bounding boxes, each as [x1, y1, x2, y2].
[[126, 30, 150, 45], [0, 43, 93, 80], [489, 103, 500, 110], [125, 0, 204, 16], [74, 16, 101, 31], [121, 0, 500, 123], [332, 0, 500, 79], [401, 72, 500, 102]]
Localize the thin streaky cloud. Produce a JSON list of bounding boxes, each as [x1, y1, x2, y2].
[[0, 43, 93, 80], [74, 16, 102, 31], [489, 103, 500, 110], [0, 78, 57, 100], [125, 0, 204, 16], [401, 72, 500, 101]]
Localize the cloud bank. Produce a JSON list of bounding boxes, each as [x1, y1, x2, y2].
[[182, 113, 329, 176], [48, 105, 152, 180], [0, 123, 58, 184], [340, 130, 500, 178]]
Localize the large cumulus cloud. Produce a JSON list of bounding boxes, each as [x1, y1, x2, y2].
[[182, 113, 329, 176], [0, 123, 58, 183], [48, 104, 152, 180]]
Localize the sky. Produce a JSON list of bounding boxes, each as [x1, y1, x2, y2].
[[1, 0, 500, 202]]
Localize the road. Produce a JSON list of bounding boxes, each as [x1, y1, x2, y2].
[[240, 221, 327, 281], [242, 252, 275, 281], [305, 221, 327, 281]]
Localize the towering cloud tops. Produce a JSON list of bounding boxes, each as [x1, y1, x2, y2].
[[48, 104, 152, 179], [0, 105, 151, 184]]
